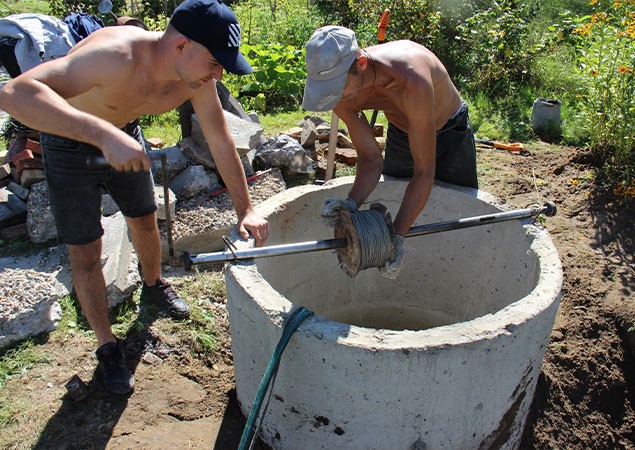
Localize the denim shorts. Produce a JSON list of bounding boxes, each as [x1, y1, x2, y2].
[[41, 124, 156, 245], [383, 101, 478, 188]]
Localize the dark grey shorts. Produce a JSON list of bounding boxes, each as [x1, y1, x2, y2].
[[383, 101, 478, 188], [41, 124, 156, 245]]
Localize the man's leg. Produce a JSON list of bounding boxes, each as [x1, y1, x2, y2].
[[68, 239, 113, 347], [127, 212, 190, 319], [68, 240, 134, 395], [383, 123, 415, 178], [435, 104, 478, 188], [125, 212, 161, 285]]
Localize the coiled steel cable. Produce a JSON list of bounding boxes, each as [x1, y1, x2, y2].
[[349, 208, 394, 270]]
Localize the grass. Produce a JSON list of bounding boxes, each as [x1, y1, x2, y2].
[[0, 0, 49, 15], [140, 110, 182, 147], [0, 340, 48, 388]]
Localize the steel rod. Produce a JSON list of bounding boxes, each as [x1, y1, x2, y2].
[[405, 203, 555, 237], [184, 202, 556, 270], [184, 238, 348, 270]]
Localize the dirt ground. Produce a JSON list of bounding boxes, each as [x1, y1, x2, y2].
[[3, 141, 635, 449]]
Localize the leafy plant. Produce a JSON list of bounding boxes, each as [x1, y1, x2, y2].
[[564, 0, 635, 175], [48, 0, 127, 18], [224, 43, 307, 113], [456, 1, 533, 97], [233, 0, 324, 47]]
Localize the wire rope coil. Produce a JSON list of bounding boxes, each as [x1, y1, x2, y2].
[[334, 202, 396, 277]]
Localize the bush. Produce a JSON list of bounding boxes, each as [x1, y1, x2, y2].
[[49, 0, 127, 19], [223, 43, 306, 113], [563, 0, 635, 177], [233, 0, 323, 47]]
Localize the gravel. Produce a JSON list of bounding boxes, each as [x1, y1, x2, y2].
[[0, 267, 56, 319], [165, 168, 287, 240]]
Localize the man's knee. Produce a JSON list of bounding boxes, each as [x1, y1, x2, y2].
[[126, 211, 157, 229], [68, 240, 102, 272]]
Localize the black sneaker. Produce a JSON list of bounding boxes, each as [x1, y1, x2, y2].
[[140, 278, 190, 319], [95, 340, 134, 395]]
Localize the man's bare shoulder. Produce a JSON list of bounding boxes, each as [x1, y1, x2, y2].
[[69, 27, 157, 62]]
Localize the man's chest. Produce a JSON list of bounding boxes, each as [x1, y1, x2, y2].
[[74, 80, 192, 125]]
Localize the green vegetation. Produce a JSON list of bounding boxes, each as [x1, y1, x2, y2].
[[1, 0, 633, 188], [0, 340, 48, 388], [0, 0, 48, 15]]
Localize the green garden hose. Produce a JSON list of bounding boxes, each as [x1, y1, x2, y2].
[[238, 306, 314, 450]]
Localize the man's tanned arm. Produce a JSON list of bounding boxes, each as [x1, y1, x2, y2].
[[335, 106, 384, 207], [0, 43, 151, 172], [390, 77, 437, 236], [190, 81, 269, 245]]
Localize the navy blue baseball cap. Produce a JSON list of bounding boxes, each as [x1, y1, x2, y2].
[[170, 0, 253, 75]]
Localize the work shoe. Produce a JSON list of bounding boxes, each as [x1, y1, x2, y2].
[[140, 278, 190, 319], [95, 340, 134, 395]]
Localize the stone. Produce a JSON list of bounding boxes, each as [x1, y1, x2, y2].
[[0, 187, 27, 228], [334, 147, 358, 165], [253, 135, 315, 174], [281, 126, 303, 141], [300, 121, 319, 147], [151, 145, 191, 183], [0, 163, 10, 180], [146, 137, 164, 148], [101, 212, 141, 308], [0, 213, 140, 347], [0, 246, 70, 348], [0, 222, 29, 241], [7, 181, 29, 201], [169, 165, 222, 199], [20, 169, 46, 188], [101, 194, 120, 216], [178, 137, 215, 170], [216, 80, 255, 122], [191, 111, 263, 158], [154, 185, 176, 221]]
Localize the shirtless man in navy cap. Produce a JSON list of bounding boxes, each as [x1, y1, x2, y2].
[[0, 0, 268, 395]]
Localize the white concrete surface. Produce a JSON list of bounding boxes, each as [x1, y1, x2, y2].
[[226, 177, 563, 450]]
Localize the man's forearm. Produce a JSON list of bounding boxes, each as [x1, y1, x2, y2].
[[212, 143, 253, 218], [0, 79, 115, 147], [393, 171, 434, 235], [348, 156, 384, 206]]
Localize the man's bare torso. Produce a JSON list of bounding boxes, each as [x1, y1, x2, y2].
[[349, 40, 461, 133], [66, 27, 196, 128]]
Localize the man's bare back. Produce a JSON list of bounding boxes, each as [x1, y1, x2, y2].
[[337, 40, 462, 133]]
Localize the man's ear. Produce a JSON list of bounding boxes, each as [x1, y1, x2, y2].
[[357, 53, 368, 71], [176, 37, 189, 54]]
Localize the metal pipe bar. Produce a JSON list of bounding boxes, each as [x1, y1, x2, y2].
[[184, 202, 556, 270], [405, 202, 555, 238], [184, 238, 348, 271]]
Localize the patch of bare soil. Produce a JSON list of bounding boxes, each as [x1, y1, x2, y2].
[[476, 144, 635, 449], [5, 142, 635, 449]]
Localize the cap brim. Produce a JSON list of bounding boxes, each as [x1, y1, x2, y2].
[[302, 71, 348, 112], [210, 48, 253, 75]]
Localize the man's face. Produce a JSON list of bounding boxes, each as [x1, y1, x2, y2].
[[338, 59, 363, 104], [179, 40, 225, 88]]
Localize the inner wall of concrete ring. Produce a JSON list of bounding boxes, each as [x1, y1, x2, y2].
[[226, 177, 563, 450]]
